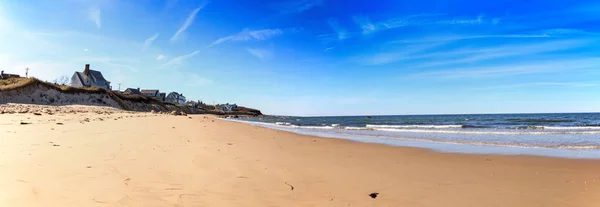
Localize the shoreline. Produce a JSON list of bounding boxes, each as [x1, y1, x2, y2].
[[223, 118, 600, 159], [1, 108, 599, 206]]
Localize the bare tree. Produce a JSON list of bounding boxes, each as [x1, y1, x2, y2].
[[53, 76, 70, 85]]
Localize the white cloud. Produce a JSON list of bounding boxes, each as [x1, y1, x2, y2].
[[209, 29, 284, 47], [170, 4, 206, 42], [362, 38, 589, 66], [324, 47, 334, 51], [156, 54, 166, 60], [83, 48, 89, 52], [359, 42, 446, 65], [390, 33, 551, 44], [160, 50, 200, 69], [375, 13, 497, 31], [472, 82, 599, 90], [274, 0, 324, 14], [407, 58, 600, 79], [143, 33, 159, 51], [353, 16, 376, 35], [379, 13, 445, 29], [327, 19, 349, 40], [89, 7, 101, 28], [413, 39, 590, 68], [246, 48, 273, 60]]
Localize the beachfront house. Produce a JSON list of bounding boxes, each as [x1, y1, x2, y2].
[[124, 88, 142, 95], [166, 92, 186, 104], [216, 103, 238, 111], [0, 70, 21, 79], [70, 64, 111, 90], [159, 93, 166, 101], [141, 89, 162, 100]]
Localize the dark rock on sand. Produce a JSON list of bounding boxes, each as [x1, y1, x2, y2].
[[369, 192, 379, 199]]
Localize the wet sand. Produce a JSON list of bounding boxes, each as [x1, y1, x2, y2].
[[1, 106, 599, 206]]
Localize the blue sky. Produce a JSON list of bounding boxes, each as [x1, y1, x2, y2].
[[0, 0, 599, 116]]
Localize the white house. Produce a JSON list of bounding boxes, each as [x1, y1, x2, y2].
[[70, 64, 111, 90], [166, 92, 186, 104], [215, 103, 238, 111]]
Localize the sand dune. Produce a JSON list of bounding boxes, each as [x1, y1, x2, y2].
[[1, 106, 599, 206]]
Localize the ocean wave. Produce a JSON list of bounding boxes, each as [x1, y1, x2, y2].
[[223, 118, 600, 151], [275, 122, 292, 126], [372, 128, 600, 135], [345, 127, 371, 130], [544, 126, 600, 130], [366, 124, 463, 129]]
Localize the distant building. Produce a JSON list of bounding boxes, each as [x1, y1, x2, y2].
[[215, 103, 238, 111], [141, 89, 162, 99], [159, 93, 166, 101], [0, 70, 21, 79], [185, 100, 206, 109], [166, 92, 186, 104], [70, 64, 111, 89], [123, 88, 142, 95]]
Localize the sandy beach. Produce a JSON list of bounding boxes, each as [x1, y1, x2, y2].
[[1, 106, 599, 207]]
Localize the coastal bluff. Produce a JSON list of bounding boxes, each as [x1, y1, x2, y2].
[[0, 78, 261, 116]]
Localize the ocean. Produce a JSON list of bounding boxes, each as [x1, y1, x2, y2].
[[226, 113, 600, 159]]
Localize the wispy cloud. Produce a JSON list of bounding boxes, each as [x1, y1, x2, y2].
[[324, 47, 334, 51], [89, 7, 101, 28], [327, 19, 349, 40], [274, 0, 324, 14], [358, 42, 446, 65], [380, 13, 492, 29], [472, 82, 599, 90], [322, 13, 501, 40], [209, 29, 284, 47], [362, 38, 590, 66], [156, 54, 166, 61], [170, 2, 207, 42], [143, 33, 159, 51], [160, 50, 200, 69], [353, 16, 376, 35], [387, 28, 596, 47], [413, 39, 591, 68], [407, 58, 600, 79], [246, 48, 273, 60], [390, 34, 551, 44]]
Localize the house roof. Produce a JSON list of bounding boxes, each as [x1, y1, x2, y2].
[[75, 69, 109, 87], [125, 88, 141, 94], [0, 73, 20, 79], [141, 89, 159, 94], [75, 72, 92, 86], [88, 70, 108, 83]]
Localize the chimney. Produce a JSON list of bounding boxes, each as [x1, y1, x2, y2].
[[137, 88, 140, 92], [84, 64, 90, 75]]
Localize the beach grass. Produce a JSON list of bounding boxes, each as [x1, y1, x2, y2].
[[0, 78, 169, 110]]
